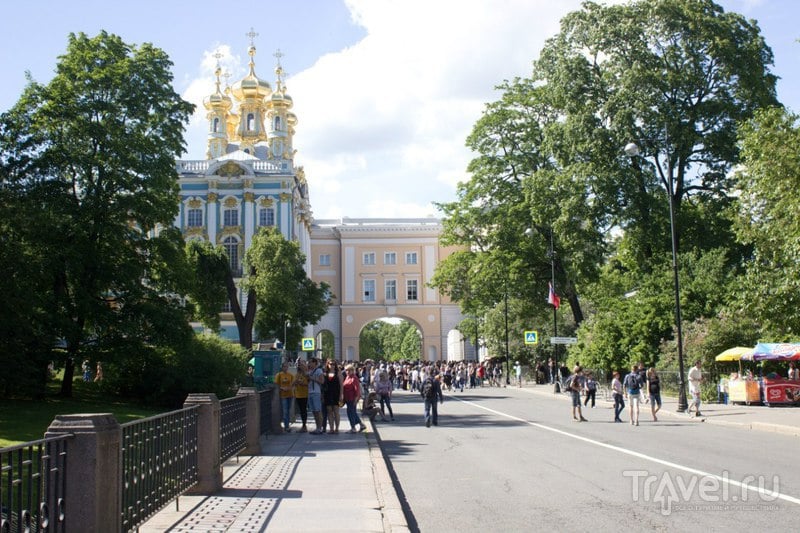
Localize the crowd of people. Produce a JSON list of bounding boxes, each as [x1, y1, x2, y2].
[[273, 358, 515, 432]]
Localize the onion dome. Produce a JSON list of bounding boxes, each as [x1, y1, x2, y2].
[[203, 66, 233, 112], [231, 46, 271, 101]]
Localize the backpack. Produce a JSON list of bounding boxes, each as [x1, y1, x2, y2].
[[623, 373, 641, 392], [422, 378, 436, 400]]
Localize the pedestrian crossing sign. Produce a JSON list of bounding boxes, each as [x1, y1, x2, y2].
[[302, 338, 315, 351], [524, 331, 539, 345]]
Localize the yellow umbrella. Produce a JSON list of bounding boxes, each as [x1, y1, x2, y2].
[[715, 346, 754, 362]]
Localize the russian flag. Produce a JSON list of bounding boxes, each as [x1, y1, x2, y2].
[[547, 282, 561, 310]]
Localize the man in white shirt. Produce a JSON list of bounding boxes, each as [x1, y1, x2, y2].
[[687, 360, 704, 417]]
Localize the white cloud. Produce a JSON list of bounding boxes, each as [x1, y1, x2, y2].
[[182, 0, 584, 219]]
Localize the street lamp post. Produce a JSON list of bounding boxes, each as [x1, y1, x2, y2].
[[624, 142, 688, 412], [504, 289, 510, 386]]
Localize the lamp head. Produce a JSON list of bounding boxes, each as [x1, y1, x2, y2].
[[624, 142, 640, 157]]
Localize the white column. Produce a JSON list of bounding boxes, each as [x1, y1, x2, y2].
[[243, 192, 255, 250]]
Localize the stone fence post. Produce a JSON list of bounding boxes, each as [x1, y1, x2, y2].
[[45, 413, 121, 532], [237, 387, 263, 454], [184, 393, 222, 493]]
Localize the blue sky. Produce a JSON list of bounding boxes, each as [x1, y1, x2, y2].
[[1, 0, 797, 219]]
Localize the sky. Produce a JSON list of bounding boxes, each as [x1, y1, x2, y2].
[[1, 0, 798, 220]]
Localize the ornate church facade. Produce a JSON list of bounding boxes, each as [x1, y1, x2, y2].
[[173, 38, 471, 361]]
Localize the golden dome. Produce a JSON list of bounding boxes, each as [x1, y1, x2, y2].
[[231, 46, 271, 101], [203, 66, 233, 111]]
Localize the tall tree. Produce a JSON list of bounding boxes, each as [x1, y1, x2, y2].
[[0, 32, 194, 396], [244, 227, 331, 351]]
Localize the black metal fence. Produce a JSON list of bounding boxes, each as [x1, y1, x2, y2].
[[120, 405, 199, 532], [259, 388, 272, 436], [219, 395, 247, 463], [1, 434, 70, 533]]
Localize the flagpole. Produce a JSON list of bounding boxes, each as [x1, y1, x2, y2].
[[550, 228, 559, 393]]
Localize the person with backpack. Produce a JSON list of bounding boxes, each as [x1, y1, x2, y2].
[[566, 366, 588, 422], [421, 368, 443, 427], [623, 364, 642, 426], [375, 370, 394, 421]]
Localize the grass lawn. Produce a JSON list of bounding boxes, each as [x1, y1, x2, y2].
[[0, 378, 163, 448]]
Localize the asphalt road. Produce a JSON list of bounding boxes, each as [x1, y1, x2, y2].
[[374, 385, 799, 532]]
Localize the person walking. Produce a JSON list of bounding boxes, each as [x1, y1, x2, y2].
[[374, 370, 395, 421], [568, 366, 588, 422], [515, 361, 523, 388], [611, 371, 625, 422], [293, 359, 310, 432], [342, 364, 366, 433], [275, 361, 295, 432], [687, 360, 704, 417], [421, 369, 443, 427], [623, 364, 642, 426], [307, 358, 326, 434], [647, 367, 661, 422], [583, 372, 597, 409]]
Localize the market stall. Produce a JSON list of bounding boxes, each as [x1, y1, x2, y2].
[[751, 343, 800, 406], [715, 347, 761, 404]]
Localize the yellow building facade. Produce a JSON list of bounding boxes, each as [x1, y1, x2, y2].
[[310, 218, 467, 361]]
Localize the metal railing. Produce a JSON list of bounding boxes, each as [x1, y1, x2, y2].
[[1, 434, 70, 533], [120, 406, 199, 532], [219, 396, 247, 463]]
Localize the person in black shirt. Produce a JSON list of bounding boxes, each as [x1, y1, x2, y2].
[[647, 367, 661, 422]]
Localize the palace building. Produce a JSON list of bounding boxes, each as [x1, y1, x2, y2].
[[174, 38, 472, 361]]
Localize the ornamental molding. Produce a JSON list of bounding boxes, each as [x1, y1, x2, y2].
[[187, 198, 202, 209], [215, 160, 246, 178], [207, 192, 218, 203], [243, 192, 255, 202], [184, 226, 206, 238], [259, 196, 275, 207], [219, 226, 242, 239], [223, 197, 239, 208], [279, 192, 291, 202]]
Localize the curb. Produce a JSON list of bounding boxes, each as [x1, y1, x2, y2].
[[366, 422, 411, 533]]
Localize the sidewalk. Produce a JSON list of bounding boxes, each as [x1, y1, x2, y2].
[[139, 424, 409, 532], [519, 381, 800, 437]]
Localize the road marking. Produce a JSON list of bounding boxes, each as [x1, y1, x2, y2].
[[449, 395, 800, 506]]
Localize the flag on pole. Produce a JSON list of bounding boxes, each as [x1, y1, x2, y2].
[[547, 282, 561, 310]]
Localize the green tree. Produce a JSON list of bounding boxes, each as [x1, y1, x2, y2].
[[244, 227, 331, 350], [0, 32, 194, 396], [732, 107, 800, 337]]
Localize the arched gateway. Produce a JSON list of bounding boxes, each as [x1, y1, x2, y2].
[[310, 218, 467, 362]]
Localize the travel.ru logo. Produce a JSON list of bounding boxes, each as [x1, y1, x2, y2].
[[623, 470, 780, 515]]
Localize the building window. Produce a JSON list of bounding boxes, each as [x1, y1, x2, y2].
[[212, 117, 220, 133], [274, 116, 282, 131], [223, 236, 240, 275], [258, 207, 275, 227], [363, 279, 376, 302], [319, 254, 331, 266], [363, 252, 376, 266], [384, 252, 396, 265], [222, 300, 232, 313], [406, 279, 418, 301], [385, 280, 397, 301], [247, 113, 255, 131], [405, 252, 418, 265], [223, 207, 239, 227], [187, 208, 203, 227]]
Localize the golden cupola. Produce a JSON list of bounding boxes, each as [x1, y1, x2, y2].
[[266, 54, 298, 161], [231, 44, 271, 152], [203, 64, 233, 159]]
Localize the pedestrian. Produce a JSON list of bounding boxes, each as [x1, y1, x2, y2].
[[375, 370, 395, 421], [94, 362, 103, 382], [82, 360, 91, 382], [788, 362, 799, 381], [362, 391, 381, 422], [421, 369, 443, 427], [647, 367, 661, 422], [293, 359, 309, 432], [567, 366, 587, 422], [342, 364, 366, 432], [637, 362, 649, 405], [323, 359, 343, 433], [275, 361, 295, 433], [515, 361, 523, 388], [307, 357, 326, 434], [583, 372, 597, 408], [623, 364, 642, 426], [611, 371, 625, 422], [687, 360, 704, 417]]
